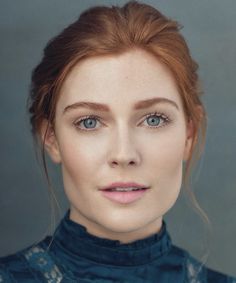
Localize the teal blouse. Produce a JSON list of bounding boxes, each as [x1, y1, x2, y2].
[[0, 209, 235, 282]]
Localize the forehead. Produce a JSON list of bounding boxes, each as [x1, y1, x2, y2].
[[58, 49, 183, 111]]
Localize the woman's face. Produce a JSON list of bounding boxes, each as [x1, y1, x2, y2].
[[44, 49, 193, 243]]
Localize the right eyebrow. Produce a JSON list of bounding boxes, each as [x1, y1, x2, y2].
[[134, 97, 179, 110], [63, 97, 179, 114]]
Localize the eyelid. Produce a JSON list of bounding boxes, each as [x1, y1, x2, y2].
[[141, 112, 170, 123]]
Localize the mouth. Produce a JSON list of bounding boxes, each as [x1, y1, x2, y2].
[[101, 187, 149, 192], [99, 181, 149, 191], [99, 187, 150, 204]]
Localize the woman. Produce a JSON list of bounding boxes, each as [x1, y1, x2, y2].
[[0, 1, 235, 282]]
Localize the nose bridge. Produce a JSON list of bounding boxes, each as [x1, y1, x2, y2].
[[108, 122, 140, 167], [113, 123, 133, 151]]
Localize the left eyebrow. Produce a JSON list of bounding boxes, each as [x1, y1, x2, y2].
[[63, 97, 179, 114]]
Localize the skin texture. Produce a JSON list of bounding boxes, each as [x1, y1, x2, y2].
[[42, 48, 194, 244]]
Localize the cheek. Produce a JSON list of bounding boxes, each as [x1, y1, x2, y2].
[[146, 131, 186, 209], [57, 132, 102, 181], [144, 128, 186, 170]]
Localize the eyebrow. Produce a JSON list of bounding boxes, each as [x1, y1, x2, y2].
[[63, 97, 179, 114]]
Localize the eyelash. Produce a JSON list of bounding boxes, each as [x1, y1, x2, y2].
[[73, 112, 172, 132]]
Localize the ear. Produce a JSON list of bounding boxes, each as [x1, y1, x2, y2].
[[183, 105, 203, 162], [183, 118, 194, 162], [40, 119, 62, 164]]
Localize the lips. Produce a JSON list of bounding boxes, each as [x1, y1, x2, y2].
[[100, 182, 149, 191], [100, 187, 149, 204]]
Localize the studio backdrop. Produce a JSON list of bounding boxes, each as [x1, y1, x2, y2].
[[0, 0, 235, 276]]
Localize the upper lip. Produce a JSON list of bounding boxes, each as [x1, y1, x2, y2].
[[99, 182, 149, 190]]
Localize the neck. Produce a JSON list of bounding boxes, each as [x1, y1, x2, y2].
[[69, 206, 163, 244]]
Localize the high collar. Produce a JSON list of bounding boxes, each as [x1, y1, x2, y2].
[[51, 209, 173, 266]]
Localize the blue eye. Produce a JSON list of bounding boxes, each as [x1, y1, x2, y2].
[[74, 112, 171, 131], [146, 115, 161, 126], [74, 115, 100, 130], [83, 117, 97, 128], [144, 112, 170, 129]]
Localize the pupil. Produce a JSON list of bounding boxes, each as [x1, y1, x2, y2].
[[148, 116, 160, 126]]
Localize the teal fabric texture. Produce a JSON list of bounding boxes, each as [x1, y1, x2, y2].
[[0, 210, 235, 282]]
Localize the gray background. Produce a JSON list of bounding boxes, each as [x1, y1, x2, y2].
[[0, 0, 235, 277]]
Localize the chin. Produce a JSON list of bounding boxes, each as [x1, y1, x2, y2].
[[100, 215, 150, 234]]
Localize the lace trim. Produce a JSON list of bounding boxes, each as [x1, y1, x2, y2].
[[186, 255, 206, 283], [24, 245, 63, 283]]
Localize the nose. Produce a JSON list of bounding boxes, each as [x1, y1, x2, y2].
[[107, 126, 141, 168]]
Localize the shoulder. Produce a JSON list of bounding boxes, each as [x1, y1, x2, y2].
[[172, 245, 236, 283], [0, 237, 64, 283]]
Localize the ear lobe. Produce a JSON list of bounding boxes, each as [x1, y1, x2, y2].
[[183, 118, 194, 162], [40, 119, 61, 164]]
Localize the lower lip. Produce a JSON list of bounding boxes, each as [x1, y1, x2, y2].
[[100, 188, 149, 204]]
